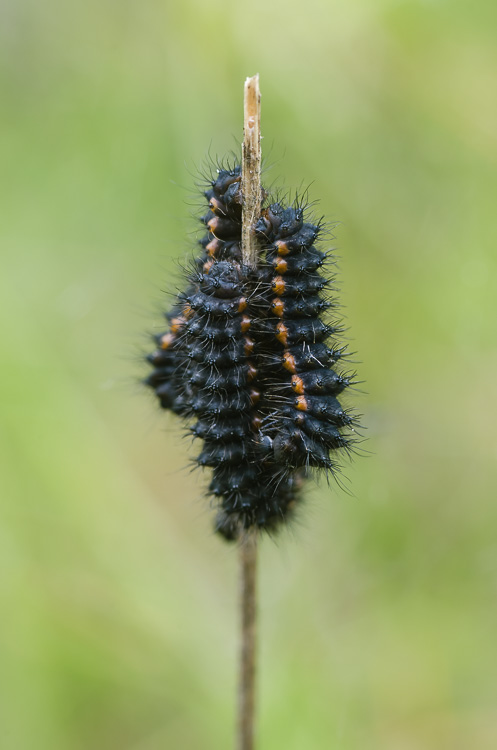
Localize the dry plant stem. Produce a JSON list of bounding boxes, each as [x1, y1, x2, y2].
[[241, 74, 262, 270], [238, 74, 262, 750], [238, 531, 258, 750]]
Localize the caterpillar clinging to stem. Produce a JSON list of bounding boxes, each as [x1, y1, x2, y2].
[[144, 74, 360, 750]]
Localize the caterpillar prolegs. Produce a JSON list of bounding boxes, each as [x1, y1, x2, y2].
[[145, 164, 359, 540]]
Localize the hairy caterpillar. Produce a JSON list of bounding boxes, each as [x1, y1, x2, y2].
[[145, 162, 358, 540]]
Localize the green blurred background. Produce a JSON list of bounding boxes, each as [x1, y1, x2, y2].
[[1, 1, 496, 748]]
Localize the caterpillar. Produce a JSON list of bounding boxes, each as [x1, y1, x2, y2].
[[145, 162, 358, 540]]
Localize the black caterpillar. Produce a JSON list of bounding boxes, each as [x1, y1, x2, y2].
[[145, 163, 358, 540]]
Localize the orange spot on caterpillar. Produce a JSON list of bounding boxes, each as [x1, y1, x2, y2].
[[275, 240, 290, 256], [272, 276, 286, 295], [276, 322, 288, 346], [182, 304, 193, 319], [295, 395, 308, 412], [203, 260, 214, 273], [250, 388, 261, 405], [247, 363, 257, 382], [271, 298, 285, 318], [291, 375, 305, 395], [244, 337, 255, 355], [206, 239, 221, 257], [170, 317, 185, 334], [275, 258, 288, 274], [209, 196, 224, 215], [241, 314, 251, 332], [252, 414, 262, 430], [237, 297, 248, 313], [207, 217, 219, 234], [283, 351, 297, 373], [160, 333, 175, 350]]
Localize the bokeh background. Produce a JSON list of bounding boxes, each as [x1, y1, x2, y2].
[[1, 1, 497, 748]]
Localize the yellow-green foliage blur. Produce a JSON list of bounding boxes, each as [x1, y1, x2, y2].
[[1, 1, 496, 748]]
